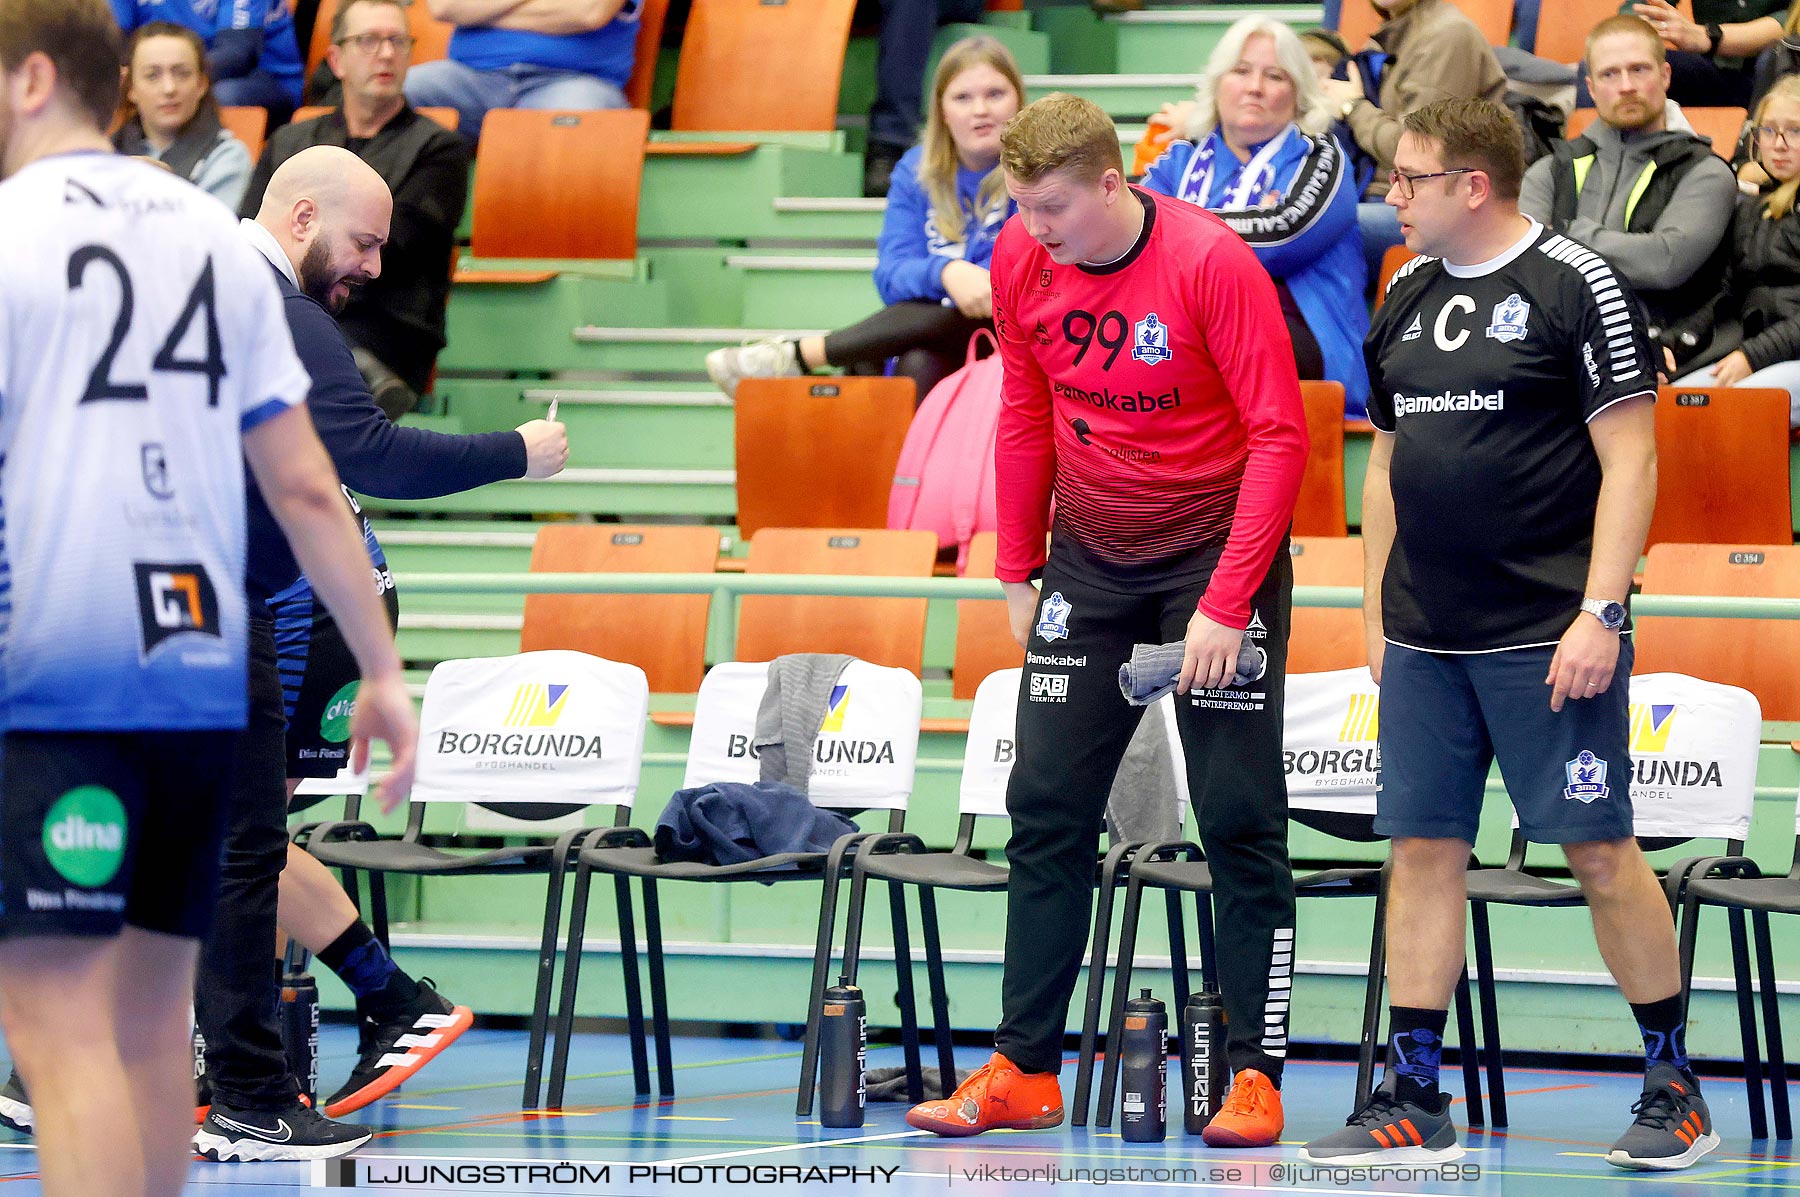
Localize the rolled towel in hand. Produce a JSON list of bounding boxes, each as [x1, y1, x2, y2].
[[1117, 635, 1267, 705]]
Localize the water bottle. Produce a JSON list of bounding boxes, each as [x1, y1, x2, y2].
[[817, 977, 866, 1128], [1119, 989, 1167, 1142], [278, 970, 321, 1104], [1180, 987, 1227, 1135]]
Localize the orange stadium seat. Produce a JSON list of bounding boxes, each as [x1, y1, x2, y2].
[[671, 0, 857, 132], [291, 104, 459, 131], [466, 107, 649, 261], [1636, 543, 1800, 722], [626, 0, 672, 110], [521, 524, 723, 695], [1295, 380, 1349, 537], [1288, 536, 1367, 673], [736, 528, 939, 674], [733, 376, 915, 540], [1534, 0, 1657, 63], [1335, 0, 1509, 50], [219, 106, 268, 158], [1566, 105, 1742, 153], [1375, 245, 1418, 305], [951, 531, 1024, 701], [1648, 386, 1792, 550]]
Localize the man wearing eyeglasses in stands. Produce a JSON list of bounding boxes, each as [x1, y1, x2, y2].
[[1303, 98, 1712, 1173], [242, 0, 471, 421]]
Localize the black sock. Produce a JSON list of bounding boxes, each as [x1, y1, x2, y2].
[[1388, 1006, 1448, 1106], [317, 922, 419, 1016], [1631, 993, 1695, 1081]]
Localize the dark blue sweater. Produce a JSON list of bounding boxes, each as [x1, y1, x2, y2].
[[245, 267, 526, 603]]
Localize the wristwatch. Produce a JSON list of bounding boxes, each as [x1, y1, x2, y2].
[[1706, 21, 1724, 55], [1580, 597, 1627, 631]]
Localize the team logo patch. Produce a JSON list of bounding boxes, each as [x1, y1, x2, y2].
[[1401, 313, 1423, 342], [1039, 268, 1053, 288], [1036, 591, 1072, 642], [1564, 750, 1611, 804], [132, 562, 221, 658], [1487, 293, 1531, 343], [1131, 313, 1172, 365], [141, 443, 173, 500]]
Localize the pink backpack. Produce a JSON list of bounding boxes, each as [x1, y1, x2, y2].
[[886, 330, 1002, 573]]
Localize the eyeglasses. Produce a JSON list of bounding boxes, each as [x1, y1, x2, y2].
[[336, 32, 414, 54], [1387, 166, 1478, 199], [1755, 125, 1800, 147]]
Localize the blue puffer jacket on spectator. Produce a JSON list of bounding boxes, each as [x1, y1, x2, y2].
[[1142, 124, 1371, 418], [873, 144, 1015, 307]]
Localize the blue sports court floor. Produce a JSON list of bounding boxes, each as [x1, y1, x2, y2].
[[3, 1025, 1796, 1194]]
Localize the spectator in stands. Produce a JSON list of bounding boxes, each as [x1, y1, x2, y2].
[[1520, 16, 1737, 373], [243, 0, 472, 419], [1674, 75, 1800, 425], [1632, 0, 1789, 109], [864, 0, 985, 198], [705, 36, 1024, 404], [111, 0, 306, 123], [1319, 0, 1507, 277], [113, 22, 253, 210], [403, 0, 639, 142], [1141, 18, 1371, 418]]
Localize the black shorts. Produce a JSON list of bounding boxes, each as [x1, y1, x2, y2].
[[1375, 639, 1637, 844], [0, 728, 236, 939], [273, 584, 400, 779]]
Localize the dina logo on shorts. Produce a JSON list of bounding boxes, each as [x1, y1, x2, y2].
[[1563, 750, 1611, 804], [42, 786, 127, 888], [1036, 591, 1072, 642], [320, 682, 358, 745]]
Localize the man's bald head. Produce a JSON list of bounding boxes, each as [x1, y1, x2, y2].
[[256, 145, 392, 314]]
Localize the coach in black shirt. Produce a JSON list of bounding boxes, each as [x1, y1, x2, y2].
[[243, 0, 470, 418], [1302, 99, 1716, 1173]]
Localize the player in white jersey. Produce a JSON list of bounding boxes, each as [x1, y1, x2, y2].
[[0, 4, 417, 1195]]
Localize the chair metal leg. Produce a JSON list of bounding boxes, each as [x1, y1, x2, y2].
[[643, 878, 674, 1098], [1728, 907, 1770, 1139], [1752, 909, 1790, 1140], [1453, 969, 1483, 1129], [1074, 845, 1131, 1127], [1197, 893, 1219, 993], [1096, 875, 1149, 1129], [918, 886, 957, 1096], [370, 871, 390, 948], [1469, 900, 1507, 1128], [888, 881, 925, 1103], [524, 830, 588, 1108], [1356, 873, 1389, 1106], [616, 876, 651, 1099], [1166, 889, 1190, 1016], [547, 861, 599, 1109], [799, 849, 874, 1108]]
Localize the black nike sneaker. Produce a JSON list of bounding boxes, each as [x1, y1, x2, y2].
[[193, 1099, 371, 1162]]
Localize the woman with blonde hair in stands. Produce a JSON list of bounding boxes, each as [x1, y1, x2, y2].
[[706, 35, 1024, 403], [1674, 73, 1800, 426], [112, 21, 253, 211], [1140, 17, 1370, 417]]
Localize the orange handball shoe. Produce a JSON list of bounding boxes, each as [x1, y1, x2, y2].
[[904, 1052, 1065, 1138], [1201, 1068, 1284, 1148]]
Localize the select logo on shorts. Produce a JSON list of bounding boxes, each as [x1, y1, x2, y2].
[[133, 562, 220, 658], [43, 785, 127, 888], [320, 682, 359, 745], [820, 684, 850, 733], [1564, 750, 1611, 805], [504, 683, 569, 728], [1131, 313, 1172, 365], [1036, 592, 1072, 642]]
